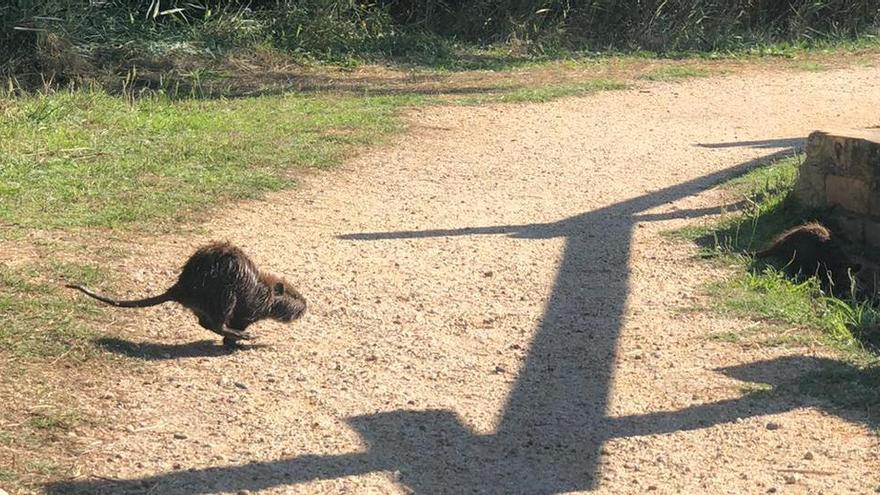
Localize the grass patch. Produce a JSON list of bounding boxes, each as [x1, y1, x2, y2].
[[28, 410, 82, 432], [0, 467, 15, 482], [638, 65, 709, 81], [0, 89, 423, 230], [794, 61, 830, 72], [26, 460, 60, 476], [673, 155, 801, 251], [0, 261, 109, 358], [672, 153, 880, 426], [455, 79, 627, 105], [674, 154, 880, 359]]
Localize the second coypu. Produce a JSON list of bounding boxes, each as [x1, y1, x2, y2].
[[756, 222, 860, 295], [67, 242, 307, 347]]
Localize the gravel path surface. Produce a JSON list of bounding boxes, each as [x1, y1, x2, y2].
[[52, 66, 880, 494]]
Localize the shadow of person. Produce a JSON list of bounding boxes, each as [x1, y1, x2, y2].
[[94, 337, 266, 361], [720, 355, 880, 427], [52, 149, 841, 495]]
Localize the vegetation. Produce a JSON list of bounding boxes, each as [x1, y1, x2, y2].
[[1, 3, 879, 491], [0, 88, 420, 230], [0, 260, 110, 358], [676, 155, 880, 359], [674, 155, 880, 431], [2, 1, 879, 84]]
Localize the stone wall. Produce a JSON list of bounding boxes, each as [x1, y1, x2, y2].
[[793, 129, 880, 256]]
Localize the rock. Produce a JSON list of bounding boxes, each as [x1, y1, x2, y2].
[[767, 488, 777, 493], [173, 433, 188, 440], [765, 422, 782, 431], [803, 451, 814, 460], [234, 382, 248, 390], [784, 474, 799, 484]]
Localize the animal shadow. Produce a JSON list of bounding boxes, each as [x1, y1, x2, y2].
[[94, 337, 266, 360]]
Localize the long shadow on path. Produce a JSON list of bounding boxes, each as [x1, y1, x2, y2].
[[50, 149, 873, 495]]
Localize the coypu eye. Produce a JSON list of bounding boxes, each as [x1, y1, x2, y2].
[[274, 282, 285, 296]]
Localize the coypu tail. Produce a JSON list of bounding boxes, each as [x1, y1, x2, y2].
[[65, 284, 175, 308]]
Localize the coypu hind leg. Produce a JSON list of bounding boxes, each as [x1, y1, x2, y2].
[[193, 293, 254, 347], [219, 321, 254, 349]]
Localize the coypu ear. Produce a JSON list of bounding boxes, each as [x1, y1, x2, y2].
[[274, 282, 285, 296]]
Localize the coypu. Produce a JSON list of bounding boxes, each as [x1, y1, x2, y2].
[[67, 242, 306, 347], [756, 222, 860, 295]]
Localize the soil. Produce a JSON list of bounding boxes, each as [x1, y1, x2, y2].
[[43, 65, 880, 494]]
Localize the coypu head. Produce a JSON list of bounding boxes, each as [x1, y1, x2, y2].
[[269, 280, 307, 322]]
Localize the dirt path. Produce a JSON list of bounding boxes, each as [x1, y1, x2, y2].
[[51, 66, 880, 494]]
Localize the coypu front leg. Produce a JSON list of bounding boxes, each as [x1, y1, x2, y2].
[[198, 293, 254, 345], [196, 315, 252, 341]]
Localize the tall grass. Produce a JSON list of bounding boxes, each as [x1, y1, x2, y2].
[[2, 1, 879, 79]]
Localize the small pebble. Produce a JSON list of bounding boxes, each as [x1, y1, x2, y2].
[[234, 382, 248, 390], [173, 433, 188, 440], [784, 474, 799, 484], [766, 422, 782, 430], [767, 488, 777, 494], [494, 365, 506, 374], [483, 271, 494, 277], [803, 451, 814, 460]]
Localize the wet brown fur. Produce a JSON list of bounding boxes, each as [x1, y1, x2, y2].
[[67, 242, 306, 346], [756, 222, 859, 296]]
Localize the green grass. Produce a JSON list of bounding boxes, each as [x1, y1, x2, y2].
[[455, 78, 627, 105], [638, 66, 709, 81], [669, 155, 801, 252], [26, 460, 59, 476], [28, 410, 82, 432], [0, 89, 423, 230], [0, 261, 109, 358], [671, 153, 880, 426], [794, 61, 830, 72], [674, 154, 880, 359], [0, 467, 15, 482]]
